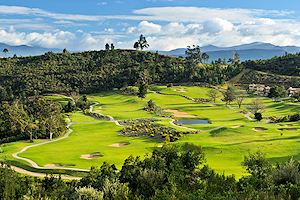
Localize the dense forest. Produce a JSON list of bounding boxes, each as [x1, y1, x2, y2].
[[242, 52, 300, 77], [0, 49, 242, 100]]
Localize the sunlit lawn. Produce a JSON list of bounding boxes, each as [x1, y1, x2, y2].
[[7, 85, 300, 178]]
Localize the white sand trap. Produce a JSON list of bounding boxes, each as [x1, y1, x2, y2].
[[286, 125, 293, 127], [95, 110, 104, 112], [232, 126, 243, 128], [81, 152, 103, 159], [277, 125, 284, 126], [109, 142, 129, 147], [252, 127, 267, 131], [164, 109, 197, 118], [87, 97, 93, 99], [287, 129, 297, 131], [157, 145, 163, 147], [45, 163, 75, 167]]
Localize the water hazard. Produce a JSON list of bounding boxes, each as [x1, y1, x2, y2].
[[177, 119, 210, 125]]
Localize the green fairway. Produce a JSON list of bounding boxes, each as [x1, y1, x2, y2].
[[7, 85, 300, 178]]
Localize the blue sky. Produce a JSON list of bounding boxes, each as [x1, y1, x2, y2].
[[1, 0, 300, 51]]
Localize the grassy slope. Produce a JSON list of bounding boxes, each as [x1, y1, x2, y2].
[[7, 86, 300, 178]]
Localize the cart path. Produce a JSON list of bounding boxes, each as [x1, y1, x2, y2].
[[11, 166, 81, 180], [12, 118, 89, 172]]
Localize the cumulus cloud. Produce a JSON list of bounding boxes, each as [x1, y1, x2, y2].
[[127, 21, 162, 35], [202, 18, 233, 35]]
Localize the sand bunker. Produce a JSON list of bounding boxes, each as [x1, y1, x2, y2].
[[287, 129, 297, 131], [232, 126, 243, 129], [45, 164, 75, 167], [81, 152, 103, 159], [252, 127, 267, 131], [109, 142, 129, 147], [286, 124, 293, 127], [87, 97, 93, 99], [277, 125, 284, 126], [164, 109, 197, 118], [95, 110, 104, 112], [157, 145, 163, 147]]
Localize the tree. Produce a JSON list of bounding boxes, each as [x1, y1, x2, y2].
[[137, 70, 150, 100], [292, 91, 300, 101], [254, 113, 263, 121], [134, 34, 149, 51], [63, 48, 68, 54], [185, 45, 202, 64], [133, 42, 139, 50], [3, 48, 8, 58], [201, 53, 209, 64], [105, 43, 110, 50], [242, 150, 271, 189], [268, 86, 280, 101], [110, 43, 115, 50], [235, 90, 247, 108], [26, 121, 39, 141], [206, 89, 220, 103], [222, 87, 235, 105], [247, 98, 265, 115]]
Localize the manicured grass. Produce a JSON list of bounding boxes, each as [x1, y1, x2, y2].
[[7, 86, 300, 179], [19, 121, 164, 170]]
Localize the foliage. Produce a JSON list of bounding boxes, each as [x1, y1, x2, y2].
[[0, 50, 242, 98], [222, 87, 235, 105], [247, 98, 265, 114], [134, 34, 149, 51], [83, 109, 110, 121], [119, 118, 194, 142], [206, 89, 220, 103], [254, 113, 263, 121]]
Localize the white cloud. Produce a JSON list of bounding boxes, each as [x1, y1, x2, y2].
[[76, 29, 83, 33], [127, 21, 162, 35], [202, 18, 233, 35], [97, 2, 107, 5], [104, 28, 114, 33]]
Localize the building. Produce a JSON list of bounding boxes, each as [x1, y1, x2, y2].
[[287, 87, 300, 96], [248, 84, 270, 96]]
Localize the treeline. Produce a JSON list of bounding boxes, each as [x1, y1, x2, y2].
[[3, 143, 300, 199], [0, 49, 242, 99], [0, 97, 67, 143], [242, 52, 300, 76]]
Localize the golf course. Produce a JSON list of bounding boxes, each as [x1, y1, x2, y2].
[[3, 85, 300, 178]]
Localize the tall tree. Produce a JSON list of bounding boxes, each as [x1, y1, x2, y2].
[[110, 43, 115, 50], [201, 52, 209, 64], [206, 89, 220, 103], [247, 98, 265, 115], [105, 43, 110, 50], [222, 87, 235, 105], [134, 34, 149, 51], [185, 45, 202, 64], [137, 70, 150, 100], [235, 90, 247, 108], [3, 48, 8, 58]]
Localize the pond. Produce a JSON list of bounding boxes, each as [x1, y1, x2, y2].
[[177, 119, 210, 125]]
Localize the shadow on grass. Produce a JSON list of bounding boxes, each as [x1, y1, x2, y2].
[[6, 160, 88, 177]]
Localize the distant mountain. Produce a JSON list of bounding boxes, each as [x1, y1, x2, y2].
[[158, 42, 300, 62], [0, 43, 62, 57]]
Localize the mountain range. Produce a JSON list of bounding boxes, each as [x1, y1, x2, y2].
[[0, 42, 300, 62], [0, 43, 61, 57], [158, 42, 300, 62]]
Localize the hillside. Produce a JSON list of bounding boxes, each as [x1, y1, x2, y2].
[[0, 49, 242, 99]]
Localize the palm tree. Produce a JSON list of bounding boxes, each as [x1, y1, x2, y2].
[[3, 48, 8, 58]]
